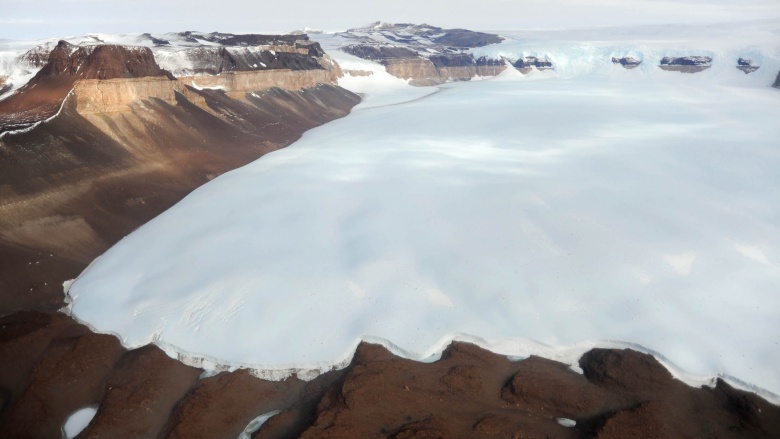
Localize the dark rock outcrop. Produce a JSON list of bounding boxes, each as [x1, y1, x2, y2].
[[140, 32, 170, 46], [429, 53, 475, 68], [18, 42, 56, 68], [660, 56, 712, 66], [341, 44, 419, 60], [612, 56, 642, 69], [338, 23, 505, 85], [0, 78, 10, 96], [292, 344, 780, 438], [737, 58, 760, 74], [659, 56, 712, 73], [39, 40, 168, 80], [176, 31, 326, 56], [432, 28, 503, 48], [774, 70, 780, 88], [513, 56, 554, 73]]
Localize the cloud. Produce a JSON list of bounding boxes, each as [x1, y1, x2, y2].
[[2, 0, 778, 40]]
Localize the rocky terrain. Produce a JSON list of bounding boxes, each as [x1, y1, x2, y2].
[[2, 312, 779, 438], [611, 56, 642, 69], [775, 70, 780, 88], [337, 22, 509, 85], [737, 58, 760, 74], [659, 55, 713, 73]]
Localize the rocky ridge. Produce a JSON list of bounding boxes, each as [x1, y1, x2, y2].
[[659, 55, 713, 73], [1, 313, 778, 438], [611, 56, 642, 69], [1, 33, 342, 133], [337, 22, 510, 85], [737, 57, 760, 74]]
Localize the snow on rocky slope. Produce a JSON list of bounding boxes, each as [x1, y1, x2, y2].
[[66, 22, 780, 402]]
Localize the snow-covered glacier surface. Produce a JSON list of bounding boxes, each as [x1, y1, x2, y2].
[[69, 28, 780, 400]]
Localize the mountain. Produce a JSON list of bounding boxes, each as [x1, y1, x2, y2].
[[0, 32, 358, 314]]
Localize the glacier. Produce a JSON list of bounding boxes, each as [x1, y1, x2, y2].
[[67, 26, 780, 401]]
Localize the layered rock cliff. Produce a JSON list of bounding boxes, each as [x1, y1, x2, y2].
[[0, 41, 173, 132], [337, 23, 508, 85]]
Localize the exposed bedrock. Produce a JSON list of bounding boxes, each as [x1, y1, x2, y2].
[[380, 54, 506, 85], [736, 58, 760, 74], [612, 56, 642, 69], [341, 44, 419, 60], [513, 56, 554, 72], [2, 316, 777, 439], [659, 55, 712, 73], [0, 77, 10, 96], [294, 343, 780, 438], [774, 70, 780, 88], [0, 41, 172, 132]]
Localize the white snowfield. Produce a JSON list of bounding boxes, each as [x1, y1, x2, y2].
[[67, 25, 780, 402]]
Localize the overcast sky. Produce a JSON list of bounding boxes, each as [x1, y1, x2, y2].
[[2, 0, 779, 40]]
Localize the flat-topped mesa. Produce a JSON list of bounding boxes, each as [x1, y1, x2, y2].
[[512, 56, 554, 74], [612, 56, 642, 69], [1, 34, 343, 128], [341, 44, 419, 61], [338, 22, 505, 85], [345, 22, 503, 49], [659, 55, 712, 73], [0, 41, 174, 132], [737, 57, 760, 74]]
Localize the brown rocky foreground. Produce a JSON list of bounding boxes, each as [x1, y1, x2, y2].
[[1, 311, 779, 438]]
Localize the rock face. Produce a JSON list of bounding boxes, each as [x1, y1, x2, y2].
[[612, 56, 642, 69], [513, 56, 554, 73], [2, 318, 777, 439], [291, 343, 780, 438], [659, 56, 712, 73], [0, 76, 10, 96], [737, 57, 760, 74], [774, 70, 780, 88], [342, 44, 418, 60], [0, 41, 172, 132], [380, 54, 507, 86], [337, 22, 506, 85], [344, 22, 503, 49]]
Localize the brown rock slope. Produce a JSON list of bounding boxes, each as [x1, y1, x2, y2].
[[3, 314, 777, 439], [0, 42, 359, 316], [294, 343, 780, 439]]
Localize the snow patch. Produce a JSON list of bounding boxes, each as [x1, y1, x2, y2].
[[238, 410, 281, 439], [664, 252, 697, 275], [62, 406, 97, 438]]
